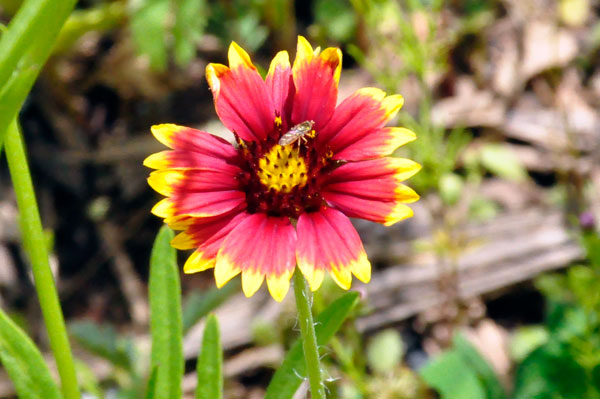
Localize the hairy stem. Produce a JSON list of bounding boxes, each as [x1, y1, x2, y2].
[[293, 269, 326, 399]]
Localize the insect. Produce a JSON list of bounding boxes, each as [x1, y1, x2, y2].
[[278, 120, 315, 146]]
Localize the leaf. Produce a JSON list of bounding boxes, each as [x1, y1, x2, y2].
[[421, 350, 487, 399], [149, 226, 184, 399], [479, 143, 527, 182], [173, 0, 207, 66], [145, 366, 159, 399], [264, 292, 360, 399], [130, 0, 169, 72], [545, 302, 587, 340], [69, 320, 133, 370], [452, 334, 506, 399], [0, 309, 62, 399], [182, 280, 239, 333], [509, 325, 549, 362], [420, 333, 505, 399], [366, 329, 404, 374], [75, 360, 103, 399], [195, 314, 223, 399], [592, 363, 600, 392], [438, 172, 463, 206], [513, 341, 587, 399]]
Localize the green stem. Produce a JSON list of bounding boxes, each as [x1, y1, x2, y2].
[[293, 269, 326, 399], [5, 119, 81, 399]]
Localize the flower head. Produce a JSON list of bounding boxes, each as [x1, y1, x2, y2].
[[145, 37, 420, 301]]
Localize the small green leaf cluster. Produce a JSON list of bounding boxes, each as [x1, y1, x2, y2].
[[420, 229, 600, 399]]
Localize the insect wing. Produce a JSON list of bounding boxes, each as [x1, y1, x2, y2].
[[278, 129, 302, 145], [278, 121, 314, 146]]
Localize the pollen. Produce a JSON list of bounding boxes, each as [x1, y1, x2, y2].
[[257, 145, 308, 193]]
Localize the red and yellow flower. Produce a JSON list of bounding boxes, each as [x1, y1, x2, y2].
[[145, 37, 420, 301]]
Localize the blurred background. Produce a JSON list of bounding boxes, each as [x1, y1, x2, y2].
[[1, 0, 600, 398]]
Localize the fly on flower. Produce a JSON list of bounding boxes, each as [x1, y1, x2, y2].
[[145, 36, 421, 302], [278, 120, 315, 146]]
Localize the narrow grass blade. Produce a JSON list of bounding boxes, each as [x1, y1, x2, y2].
[[0, 308, 62, 399], [195, 314, 223, 399], [149, 226, 183, 399], [265, 292, 360, 399], [0, 0, 77, 145], [145, 366, 159, 399]]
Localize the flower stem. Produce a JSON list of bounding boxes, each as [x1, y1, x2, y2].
[[293, 269, 326, 399], [5, 119, 81, 399]]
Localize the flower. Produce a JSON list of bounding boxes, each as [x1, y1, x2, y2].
[[145, 37, 420, 301]]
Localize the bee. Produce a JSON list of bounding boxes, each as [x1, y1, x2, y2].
[[278, 120, 315, 146]]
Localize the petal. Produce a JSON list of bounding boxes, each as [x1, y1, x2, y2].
[[322, 157, 420, 225], [324, 193, 415, 226], [332, 127, 416, 161], [152, 191, 246, 218], [317, 88, 406, 159], [291, 36, 342, 129], [325, 157, 421, 184], [148, 169, 240, 197], [267, 268, 294, 303], [266, 51, 295, 128], [178, 211, 249, 273], [206, 42, 276, 142], [146, 124, 237, 160], [144, 150, 239, 171], [215, 213, 296, 301], [296, 207, 370, 291], [148, 166, 246, 218]]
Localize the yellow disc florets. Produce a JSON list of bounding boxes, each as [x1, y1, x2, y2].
[[257, 144, 308, 193]]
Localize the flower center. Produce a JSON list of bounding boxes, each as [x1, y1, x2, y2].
[[256, 145, 308, 193], [234, 122, 336, 218]]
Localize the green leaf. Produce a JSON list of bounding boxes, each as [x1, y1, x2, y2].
[[513, 341, 587, 399], [182, 280, 239, 333], [0, 0, 77, 146], [74, 360, 103, 399], [145, 366, 159, 399], [69, 320, 133, 370], [313, 0, 356, 42], [173, 0, 207, 66], [421, 333, 505, 399], [0, 308, 62, 399], [592, 363, 600, 392], [366, 329, 404, 374], [0, 66, 38, 149], [130, 0, 169, 72], [566, 265, 599, 310], [438, 172, 464, 206], [149, 226, 184, 399], [509, 325, 549, 362], [265, 292, 360, 399], [421, 350, 487, 399], [452, 334, 506, 399], [195, 314, 223, 399], [479, 144, 527, 182], [545, 302, 587, 340]]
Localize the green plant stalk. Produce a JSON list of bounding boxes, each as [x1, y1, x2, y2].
[[293, 269, 326, 399], [5, 119, 81, 399]]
